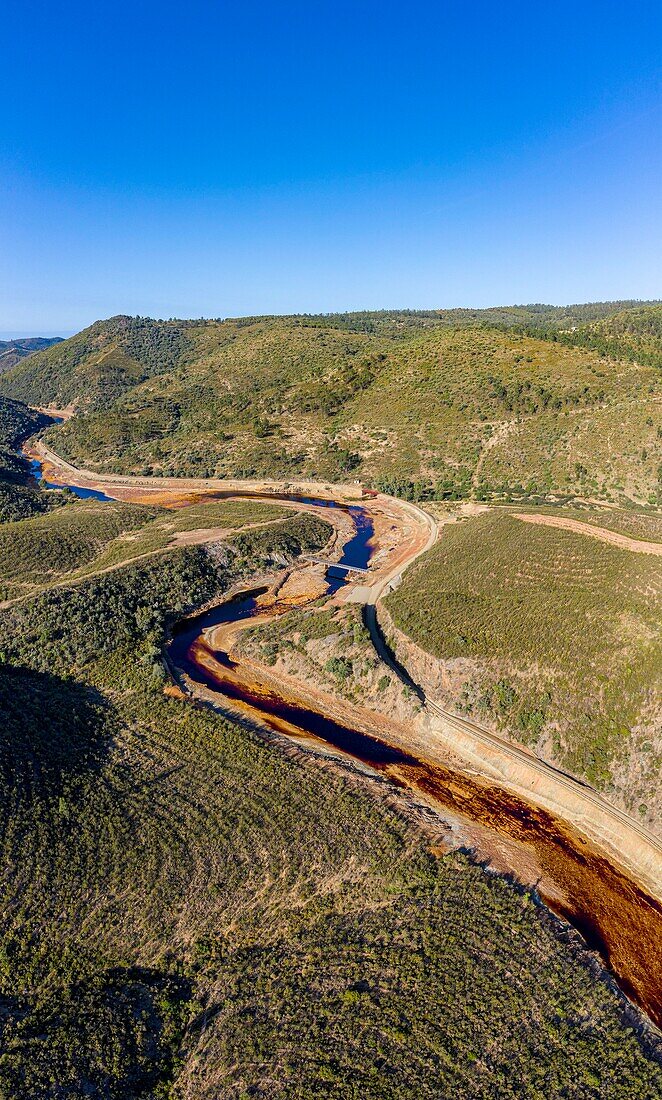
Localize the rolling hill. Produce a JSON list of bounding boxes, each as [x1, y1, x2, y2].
[[0, 336, 62, 375], [1, 302, 660, 507]]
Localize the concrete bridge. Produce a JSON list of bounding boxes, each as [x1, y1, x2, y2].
[[301, 555, 370, 575]]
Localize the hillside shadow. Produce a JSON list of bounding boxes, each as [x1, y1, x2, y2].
[[0, 966, 193, 1100], [0, 663, 113, 801]]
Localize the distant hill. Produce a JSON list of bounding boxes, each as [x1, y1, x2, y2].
[[566, 303, 662, 369], [0, 335, 63, 375], [1, 302, 661, 506], [0, 315, 190, 408]]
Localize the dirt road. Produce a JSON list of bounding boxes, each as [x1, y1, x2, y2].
[[512, 511, 662, 554]]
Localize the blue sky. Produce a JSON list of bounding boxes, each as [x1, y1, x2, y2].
[[1, 0, 661, 334]]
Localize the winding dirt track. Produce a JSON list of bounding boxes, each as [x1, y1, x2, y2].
[[512, 511, 662, 555], [27, 435, 662, 910]]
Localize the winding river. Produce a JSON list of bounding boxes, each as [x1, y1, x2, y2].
[[27, 444, 662, 1035], [163, 504, 662, 1033]]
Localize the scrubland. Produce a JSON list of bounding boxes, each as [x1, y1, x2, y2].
[[2, 304, 661, 506]]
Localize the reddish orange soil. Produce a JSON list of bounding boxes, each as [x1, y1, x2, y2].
[[176, 582, 662, 1030]]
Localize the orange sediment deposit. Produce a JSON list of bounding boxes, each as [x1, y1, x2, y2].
[[23, 448, 61, 484], [163, 682, 188, 700], [265, 567, 330, 604], [395, 759, 662, 1030], [169, 563, 662, 1031], [181, 631, 662, 1028], [108, 488, 214, 508]]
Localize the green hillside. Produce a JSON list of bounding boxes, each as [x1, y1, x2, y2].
[[568, 304, 662, 369], [0, 315, 192, 410], [0, 495, 290, 601], [2, 301, 661, 506], [0, 502, 659, 1098], [0, 499, 160, 599]]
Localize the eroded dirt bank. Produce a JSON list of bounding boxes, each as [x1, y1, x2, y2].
[[512, 510, 662, 554]]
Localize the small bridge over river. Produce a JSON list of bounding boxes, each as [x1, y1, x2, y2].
[[301, 555, 370, 575]]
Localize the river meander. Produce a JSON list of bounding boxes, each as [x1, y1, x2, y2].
[[27, 446, 662, 1033]]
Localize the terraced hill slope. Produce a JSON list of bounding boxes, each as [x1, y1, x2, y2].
[[2, 302, 661, 505], [385, 508, 662, 833]]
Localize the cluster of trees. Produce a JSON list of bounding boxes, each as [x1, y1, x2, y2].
[[485, 375, 603, 415], [0, 397, 68, 523], [0, 966, 192, 1100], [104, 314, 190, 376], [374, 475, 436, 502], [284, 301, 662, 340]]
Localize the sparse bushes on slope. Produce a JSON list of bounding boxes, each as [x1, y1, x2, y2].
[[0, 500, 159, 595]]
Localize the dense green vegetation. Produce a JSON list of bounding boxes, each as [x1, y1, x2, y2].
[[0, 397, 47, 452], [0, 316, 191, 410], [0, 502, 660, 1097], [2, 302, 660, 505], [385, 511, 662, 829], [232, 300, 661, 339], [0, 397, 68, 523]]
